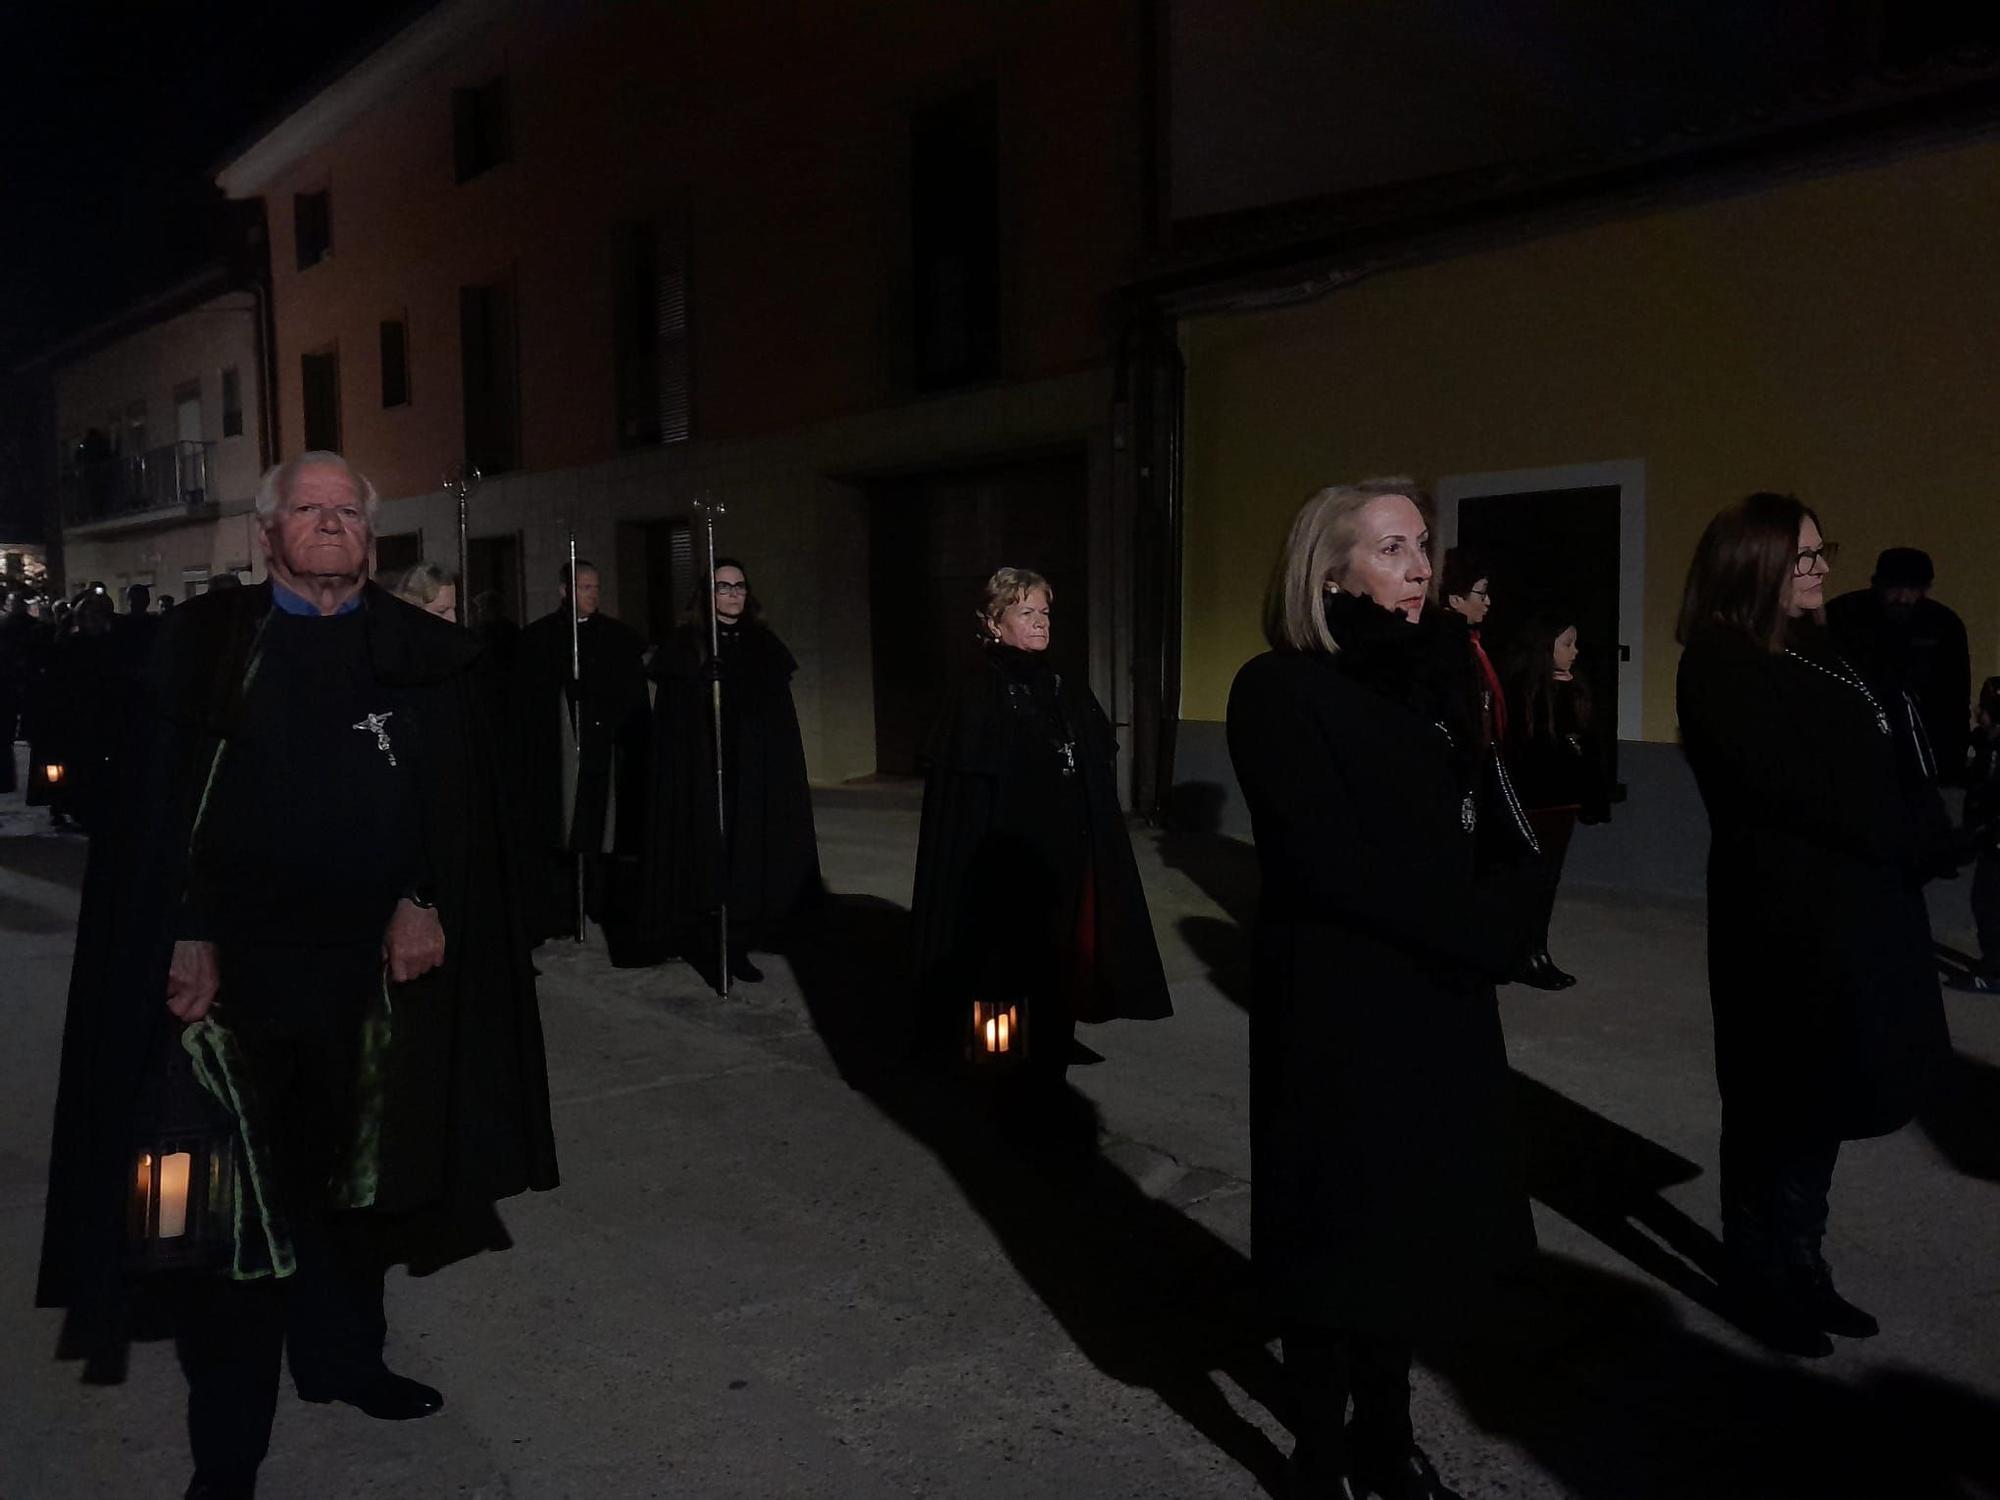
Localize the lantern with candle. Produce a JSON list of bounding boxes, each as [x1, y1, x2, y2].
[[126, 1033, 236, 1273], [42, 762, 65, 787], [966, 997, 1029, 1064]]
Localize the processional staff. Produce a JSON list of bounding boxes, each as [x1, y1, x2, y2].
[[568, 528, 586, 945], [696, 496, 730, 998]]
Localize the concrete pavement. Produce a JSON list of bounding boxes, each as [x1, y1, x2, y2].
[[3, 766, 1998, 1499]]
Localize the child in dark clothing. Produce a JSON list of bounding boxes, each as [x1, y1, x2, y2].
[[1966, 676, 2000, 991]]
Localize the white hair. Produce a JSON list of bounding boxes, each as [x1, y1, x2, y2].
[[254, 452, 381, 523]]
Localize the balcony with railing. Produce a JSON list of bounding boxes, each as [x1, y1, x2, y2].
[[60, 441, 219, 532]]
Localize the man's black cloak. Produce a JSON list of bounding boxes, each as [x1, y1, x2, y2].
[[910, 647, 1171, 1055], [37, 581, 559, 1369], [641, 620, 821, 958], [516, 607, 650, 942]]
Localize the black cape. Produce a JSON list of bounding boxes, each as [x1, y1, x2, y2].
[[641, 620, 821, 954], [37, 582, 559, 1368], [1226, 597, 1539, 1335], [910, 646, 1171, 1054], [1678, 621, 1950, 1141], [516, 608, 650, 942]]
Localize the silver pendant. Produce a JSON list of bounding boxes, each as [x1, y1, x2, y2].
[[353, 710, 398, 767], [1460, 793, 1477, 833], [1875, 710, 1891, 737]]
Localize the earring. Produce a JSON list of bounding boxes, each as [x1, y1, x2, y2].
[[1323, 581, 1340, 596]]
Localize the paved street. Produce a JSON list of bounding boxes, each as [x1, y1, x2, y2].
[[3, 760, 1999, 1499]]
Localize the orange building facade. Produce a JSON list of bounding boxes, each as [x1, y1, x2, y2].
[[220, 0, 1148, 784]]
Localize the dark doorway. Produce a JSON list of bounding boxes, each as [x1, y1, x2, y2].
[[868, 451, 1088, 776], [467, 532, 523, 624], [1456, 485, 1622, 784]]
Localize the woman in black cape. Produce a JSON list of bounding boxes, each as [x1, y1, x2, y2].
[[1676, 492, 1952, 1357], [1227, 478, 1539, 1500], [909, 567, 1170, 1098], [641, 558, 820, 982]]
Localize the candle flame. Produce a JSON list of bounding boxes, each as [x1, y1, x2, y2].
[[158, 1152, 192, 1239]]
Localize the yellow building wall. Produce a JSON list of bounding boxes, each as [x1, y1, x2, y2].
[[1181, 138, 2000, 740]]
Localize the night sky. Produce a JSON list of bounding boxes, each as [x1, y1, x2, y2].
[[0, 0, 421, 369]]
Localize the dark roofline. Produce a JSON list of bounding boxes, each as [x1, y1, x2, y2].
[[13, 263, 254, 375], [204, 0, 443, 180]]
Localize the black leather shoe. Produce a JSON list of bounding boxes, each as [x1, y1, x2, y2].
[[729, 952, 764, 983], [1351, 1445, 1464, 1500], [1723, 1268, 1834, 1358], [186, 1474, 257, 1500], [1517, 952, 1569, 991], [302, 1369, 445, 1420], [1799, 1261, 1880, 1338]]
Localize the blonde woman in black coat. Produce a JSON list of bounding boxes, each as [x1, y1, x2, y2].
[[1228, 478, 1537, 1500], [1677, 492, 1951, 1357]]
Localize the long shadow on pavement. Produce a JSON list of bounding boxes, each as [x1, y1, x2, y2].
[[786, 892, 1292, 1496]]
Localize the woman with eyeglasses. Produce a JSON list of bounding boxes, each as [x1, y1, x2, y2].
[[1677, 492, 1951, 1357], [642, 558, 821, 985]]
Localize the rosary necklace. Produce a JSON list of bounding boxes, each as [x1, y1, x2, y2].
[[1785, 650, 1891, 737]]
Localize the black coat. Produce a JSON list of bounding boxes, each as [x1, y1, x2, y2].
[[1226, 600, 1537, 1336], [1827, 589, 1972, 776], [911, 647, 1171, 1052], [1509, 677, 1611, 821], [642, 620, 821, 951], [36, 582, 559, 1366], [1677, 623, 1950, 1142], [516, 608, 650, 941]]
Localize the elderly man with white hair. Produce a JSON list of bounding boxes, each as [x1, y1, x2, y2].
[[38, 451, 559, 1500]]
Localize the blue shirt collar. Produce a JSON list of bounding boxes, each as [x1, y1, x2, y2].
[[270, 578, 364, 617]]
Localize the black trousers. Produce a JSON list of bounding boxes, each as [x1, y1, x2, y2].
[[1972, 849, 2000, 980], [1283, 1323, 1414, 1477], [174, 945, 391, 1483], [1719, 1111, 1840, 1281], [1524, 806, 1578, 950]]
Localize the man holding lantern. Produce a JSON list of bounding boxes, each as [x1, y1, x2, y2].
[[36, 451, 559, 1500]]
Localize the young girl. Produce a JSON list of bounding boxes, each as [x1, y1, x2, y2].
[[1506, 613, 1611, 989]]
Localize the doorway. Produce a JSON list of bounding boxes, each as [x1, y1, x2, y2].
[[867, 451, 1088, 776]]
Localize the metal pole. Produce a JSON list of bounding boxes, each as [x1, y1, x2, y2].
[[446, 463, 480, 627], [568, 529, 586, 945], [699, 497, 729, 997]]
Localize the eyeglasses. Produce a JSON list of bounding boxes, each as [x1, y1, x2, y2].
[[712, 580, 748, 595], [1795, 543, 1839, 576], [1468, 586, 1492, 600]]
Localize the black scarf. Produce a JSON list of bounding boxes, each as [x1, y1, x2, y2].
[[1322, 591, 1482, 785]]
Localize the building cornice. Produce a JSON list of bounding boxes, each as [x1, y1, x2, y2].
[[214, 0, 503, 200]]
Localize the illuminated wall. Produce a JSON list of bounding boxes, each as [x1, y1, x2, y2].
[[1181, 137, 2000, 740]]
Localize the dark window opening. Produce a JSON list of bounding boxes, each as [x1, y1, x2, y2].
[[380, 318, 410, 408], [453, 77, 511, 183], [374, 533, 422, 579], [612, 217, 691, 448], [301, 347, 342, 451], [294, 190, 332, 269], [460, 280, 519, 475], [221, 367, 243, 438], [910, 84, 1000, 391]]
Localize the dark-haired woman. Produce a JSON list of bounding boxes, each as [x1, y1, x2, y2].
[[643, 558, 821, 983], [1506, 615, 1610, 989], [1228, 480, 1537, 1500], [1677, 492, 1951, 1357]]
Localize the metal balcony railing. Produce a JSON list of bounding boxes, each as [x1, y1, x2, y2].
[[60, 440, 218, 530]]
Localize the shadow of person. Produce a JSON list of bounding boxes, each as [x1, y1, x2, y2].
[[1919, 1049, 2000, 1183], [1436, 1249, 2000, 1499], [1157, 829, 1261, 928], [785, 893, 1292, 1496], [1178, 914, 1253, 1012], [1510, 1072, 1727, 1312]]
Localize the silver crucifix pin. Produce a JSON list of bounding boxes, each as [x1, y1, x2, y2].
[[353, 710, 397, 767]]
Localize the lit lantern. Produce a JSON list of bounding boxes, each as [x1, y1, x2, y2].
[[967, 998, 1028, 1064], [42, 762, 64, 786], [126, 1039, 236, 1273]]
